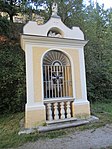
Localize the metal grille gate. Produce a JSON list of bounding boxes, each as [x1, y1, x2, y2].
[[43, 65, 72, 98]]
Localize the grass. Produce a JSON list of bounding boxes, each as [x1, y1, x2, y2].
[[1, 101, 112, 148], [0, 113, 67, 148]]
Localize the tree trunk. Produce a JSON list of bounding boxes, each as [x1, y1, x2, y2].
[[10, 15, 13, 22], [10, 0, 14, 22]]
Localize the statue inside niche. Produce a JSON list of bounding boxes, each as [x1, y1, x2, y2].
[[48, 30, 62, 38], [52, 2, 58, 16]]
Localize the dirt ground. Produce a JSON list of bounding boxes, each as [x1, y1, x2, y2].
[[17, 124, 112, 149]]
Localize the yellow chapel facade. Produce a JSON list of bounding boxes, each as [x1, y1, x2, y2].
[[21, 3, 90, 128]]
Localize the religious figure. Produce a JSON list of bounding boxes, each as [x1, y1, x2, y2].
[[48, 31, 56, 37], [48, 30, 62, 38], [52, 2, 58, 16]]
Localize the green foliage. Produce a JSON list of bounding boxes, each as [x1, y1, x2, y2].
[[0, 16, 11, 37], [91, 101, 112, 114], [0, 0, 20, 22], [0, 42, 26, 114], [0, 16, 25, 114], [0, 112, 67, 148], [83, 4, 112, 102], [0, 16, 24, 39]]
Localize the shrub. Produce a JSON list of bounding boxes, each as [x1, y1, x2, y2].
[[0, 42, 26, 114]]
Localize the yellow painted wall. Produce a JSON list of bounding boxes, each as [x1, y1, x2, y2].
[[32, 47, 82, 102], [25, 108, 46, 128], [72, 102, 90, 118], [63, 48, 82, 98], [33, 47, 48, 102]]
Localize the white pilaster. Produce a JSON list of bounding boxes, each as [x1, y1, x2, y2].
[[79, 47, 88, 101], [25, 44, 35, 105]]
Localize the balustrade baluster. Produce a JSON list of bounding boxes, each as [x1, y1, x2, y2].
[[66, 101, 71, 118], [54, 102, 59, 120], [47, 103, 53, 121], [60, 102, 65, 119]]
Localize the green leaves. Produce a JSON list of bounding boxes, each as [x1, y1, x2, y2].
[[0, 0, 20, 22], [0, 41, 26, 114], [83, 3, 112, 102]]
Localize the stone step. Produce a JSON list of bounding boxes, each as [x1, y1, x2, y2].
[[38, 120, 89, 132], [18, 116, 99, 134], [46, 117, 77, 125]]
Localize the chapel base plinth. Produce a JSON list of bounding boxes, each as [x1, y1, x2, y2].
[[25, 104, 46, 128], [72, 100, 90, 119]]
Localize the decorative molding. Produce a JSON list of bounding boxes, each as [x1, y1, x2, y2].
[[26, 103, 45, 111], [21, 35, 88, 50], [74, 99, 90, 105], [44, 97, 74, 103]]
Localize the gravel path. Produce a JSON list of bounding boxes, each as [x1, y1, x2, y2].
[[17, 124, 112, 149]]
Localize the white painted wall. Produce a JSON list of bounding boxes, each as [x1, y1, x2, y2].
[[23, 17, 84, 40]]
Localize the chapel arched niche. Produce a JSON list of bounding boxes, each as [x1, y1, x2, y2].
[[43, 50, 73, 99], [47, 27, 64, 38]]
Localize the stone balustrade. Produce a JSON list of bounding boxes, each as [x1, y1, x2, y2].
[[44, 98, 74, 121]]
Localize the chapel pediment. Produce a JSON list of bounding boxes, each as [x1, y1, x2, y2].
[[23, 3, 84, 40]]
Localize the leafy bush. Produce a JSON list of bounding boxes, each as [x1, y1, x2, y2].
[[0, 16, 11, 37], [0, 16, 26, 114], [0, 42, 26, 114]]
